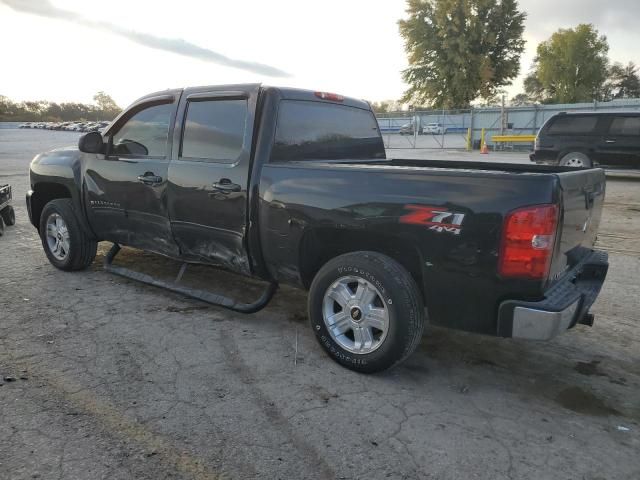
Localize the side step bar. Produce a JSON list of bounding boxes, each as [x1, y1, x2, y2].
[[104, 243, 278, 314]]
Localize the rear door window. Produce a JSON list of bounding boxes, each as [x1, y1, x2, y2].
[[271, 100, 385, 162], [608, 116, 640, 136], [547, 115, 598, 135], [180, 99, 248, 163]]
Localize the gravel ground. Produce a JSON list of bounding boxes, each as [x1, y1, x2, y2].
[[0, 128, 639, 480]]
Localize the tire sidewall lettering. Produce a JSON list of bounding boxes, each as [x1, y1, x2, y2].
[[336, 265, 388, 298]]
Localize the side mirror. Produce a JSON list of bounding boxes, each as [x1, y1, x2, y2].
[[78, 131, 104, 154]]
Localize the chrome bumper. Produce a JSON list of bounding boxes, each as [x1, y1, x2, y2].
[[497, 250, 608, 341], [511, 300, 580, 340]]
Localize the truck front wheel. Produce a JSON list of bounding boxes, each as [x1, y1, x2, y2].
[[39, 199, 97, 271], [308, 251, 425, 373]]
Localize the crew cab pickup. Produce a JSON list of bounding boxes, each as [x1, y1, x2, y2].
[[27, 84, 609, 373]]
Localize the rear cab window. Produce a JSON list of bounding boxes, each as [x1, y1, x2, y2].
[[546, 115, 599, 135], [271, 100, 385, 162]]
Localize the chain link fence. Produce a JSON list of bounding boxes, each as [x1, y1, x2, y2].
[[376, 98, 640, 150]]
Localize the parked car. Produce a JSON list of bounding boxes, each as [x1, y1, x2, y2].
[[531, 111, 640, 168], [423, 123, 446, 135], [398, 122, 415, 135], [27, 84, 609, 373]]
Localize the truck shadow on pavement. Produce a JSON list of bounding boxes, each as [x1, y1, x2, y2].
[[94, 244, 640, 425]]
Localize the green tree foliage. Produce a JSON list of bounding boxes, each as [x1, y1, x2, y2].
[[93, 91, 121, 118], [607, 62, 640, 99], [370, 100, 404, 113], [524, 24, 609, 104], [398, 0, 526, 109], [510, 93, 534, 106], [0, 92, 122, 122]]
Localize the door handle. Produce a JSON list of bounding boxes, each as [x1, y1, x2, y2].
[[605, 139, 616, 144], [212, 178, 241, 193], [137, 173, 163, 185]]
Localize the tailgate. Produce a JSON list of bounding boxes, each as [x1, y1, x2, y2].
[[549, 168, 606, 283]]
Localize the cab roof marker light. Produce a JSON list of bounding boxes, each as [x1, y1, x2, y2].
[[314, 92, 344, 102]]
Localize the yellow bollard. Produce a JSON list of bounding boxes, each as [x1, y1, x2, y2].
[[466, 128, 472, 151]]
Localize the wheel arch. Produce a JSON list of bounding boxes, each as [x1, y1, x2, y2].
[[557, 147, 594, 161], [30, 182, 73, 231], [298, 227, 424, 298]]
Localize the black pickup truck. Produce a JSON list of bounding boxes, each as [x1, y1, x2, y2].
[[27, 84, 609, 373]]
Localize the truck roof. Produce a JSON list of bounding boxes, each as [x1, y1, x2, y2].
[[132, 84, 371, 111]]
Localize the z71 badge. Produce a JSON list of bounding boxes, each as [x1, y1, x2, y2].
[[399, 205, 466, 235]]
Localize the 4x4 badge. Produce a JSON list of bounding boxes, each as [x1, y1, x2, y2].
[[400, 205, 465, 235]]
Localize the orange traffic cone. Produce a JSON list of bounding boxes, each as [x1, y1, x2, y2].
[[480, 143, 489, 154]]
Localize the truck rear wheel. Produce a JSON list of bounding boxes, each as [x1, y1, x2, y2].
[[39, 199, 97, 271], [308, 251, 425, 373], [1, 206, 15, 226]]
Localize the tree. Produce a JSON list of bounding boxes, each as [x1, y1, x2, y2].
[[607, 62, 640, 99], [0, 92, 123, 122], [398, 0, 526, 109], [510, 93, 535, 106], [370, 100, 404, 113], [525, 24, 609, 104], [93, 91, 121, 118], [93, 91, 118, 111]]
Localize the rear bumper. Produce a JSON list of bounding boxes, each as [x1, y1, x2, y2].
[[497, 250, 609, 340]]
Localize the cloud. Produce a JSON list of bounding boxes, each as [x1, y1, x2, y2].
[[521, 0, 640, 39], [0, 0, 290, 77]]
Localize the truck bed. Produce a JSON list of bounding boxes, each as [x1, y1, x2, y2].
[[259, 158, 606, 335]]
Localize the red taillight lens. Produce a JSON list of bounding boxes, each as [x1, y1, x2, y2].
[[498, 204, 559, 280]]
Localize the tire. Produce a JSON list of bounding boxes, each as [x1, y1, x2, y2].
[[308, 251, 425, 373], [1, 205, 15, 226], [39, 199, 97, 271], [560, 152, 592, 168]]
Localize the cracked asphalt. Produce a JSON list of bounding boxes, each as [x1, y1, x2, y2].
[[1, 128, 639, 480]]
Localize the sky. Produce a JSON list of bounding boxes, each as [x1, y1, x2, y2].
[[1, 0, 639, 108]]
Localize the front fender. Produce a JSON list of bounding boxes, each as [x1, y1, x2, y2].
[[28, 147, 92, 234]]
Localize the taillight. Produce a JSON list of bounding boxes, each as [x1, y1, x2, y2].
[[314, 91, 344, 102], [498, 204, 559, 280]]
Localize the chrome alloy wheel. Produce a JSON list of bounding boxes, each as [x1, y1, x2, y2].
[[322, 276, 390, 354], [564, 156, 585, 167], [45, 213, 70, 261]]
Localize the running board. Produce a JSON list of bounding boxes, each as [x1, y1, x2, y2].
[[104, 243, 278, 313]]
